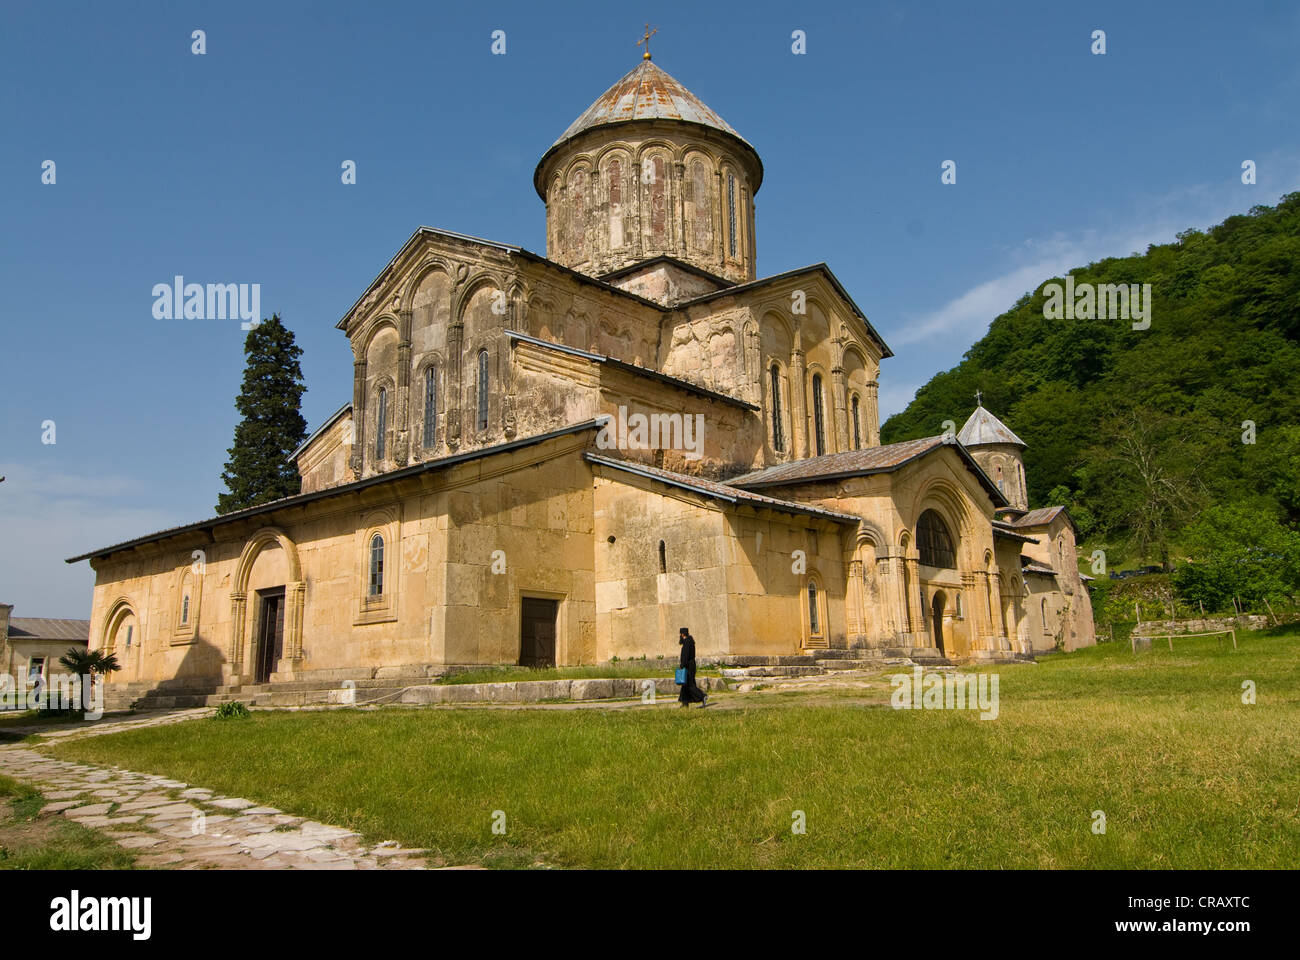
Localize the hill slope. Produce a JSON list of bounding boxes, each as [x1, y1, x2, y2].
[[881, 193, 1300, 562]]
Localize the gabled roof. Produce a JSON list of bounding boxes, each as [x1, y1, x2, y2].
[[1007, 506, 1071, 529], [289, 402, 352, 463], [992, 520, 1039, 545], [67, 420, 606, 564], [599, 254, 734, 289], [336, 226, 670, 331], [585, 454, 859, 524], [6, 618, 90, 643], [507, 331, 758, 410], [677, 263, 893, 359], [727, 436, 1008, 508], [957, 405, 1026, 447]]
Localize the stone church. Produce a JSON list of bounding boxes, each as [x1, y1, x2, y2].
[[69, 52, 1094, 701]]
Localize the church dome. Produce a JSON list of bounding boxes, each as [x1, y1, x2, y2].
[[534, 56, 763, 283], [538, 60, 757, 174]]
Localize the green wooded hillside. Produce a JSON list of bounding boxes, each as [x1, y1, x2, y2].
[[881, 192, 1300, 566]]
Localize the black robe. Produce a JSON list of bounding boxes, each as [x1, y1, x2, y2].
[[678, 634, 706, 704]]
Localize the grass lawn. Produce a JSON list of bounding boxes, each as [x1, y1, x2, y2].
[[45, 629, 1300, 869], [0, 775, 137, 870]]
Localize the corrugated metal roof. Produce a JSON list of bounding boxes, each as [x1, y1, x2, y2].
[[728, 437, 945, 487], [551, 60, 749, 150], [728, 435, 1008, 507], [66, 420, 607, 564], [1009, 506, 1067, 528], [957, 405, 1027, 447], [7, 618, 90, 642]]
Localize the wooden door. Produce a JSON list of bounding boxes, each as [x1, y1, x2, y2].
[[519, 598, 558, 668]]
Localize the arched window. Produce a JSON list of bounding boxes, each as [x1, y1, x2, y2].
[[917, 509, 957, 568], [851, 395, 862, 450], [812, 374, 827, 456], [375, 387, 387, 461], [368, 534, 385, 597], [770, 364, 785, 453], [658, 540, 667, 573], [954, 592, 962, 618], [423, 366, 437, 450], [1059, 538, 1069, 571], [808, 581, 821, 635], [727, 173, 738, 258], [476, 349, 489, 431], [180, 593, 190, 624], [1041, 598, 1050, 634], [996, 464, 1004, 492]]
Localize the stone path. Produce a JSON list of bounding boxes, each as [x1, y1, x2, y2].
[[0, 712, 441, 869]]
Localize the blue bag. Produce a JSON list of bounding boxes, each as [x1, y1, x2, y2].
[[674, 667, 687, 685]]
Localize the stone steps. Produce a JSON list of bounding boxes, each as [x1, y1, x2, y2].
[[720, 665, 827, 678]]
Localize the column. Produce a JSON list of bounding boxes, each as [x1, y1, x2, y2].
[[228, 592, 246, 676], [865, 380, 881, 446], [790, 341, 808, 460], [350, 359, 366, 477], [831, 354, 849, 453]]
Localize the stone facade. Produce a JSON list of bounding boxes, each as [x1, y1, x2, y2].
[[70, 55, 1093, 696]]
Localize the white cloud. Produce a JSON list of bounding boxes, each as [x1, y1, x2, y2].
[[880, 163, 1300, 416], [0, 462, 183, 619]]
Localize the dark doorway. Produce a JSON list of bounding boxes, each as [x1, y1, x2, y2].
[[931, 592, 946, 655], [519, 598, 558, 667], [255, 587, 285, 684]]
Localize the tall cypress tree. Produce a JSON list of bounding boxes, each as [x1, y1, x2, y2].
[[217, 314, 309, 514]]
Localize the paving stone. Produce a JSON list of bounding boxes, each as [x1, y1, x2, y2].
[[39, 801, 83, 815], [208, 797, 257, 810], [115, 836, 165, 849], [65, 802, 113, 817]]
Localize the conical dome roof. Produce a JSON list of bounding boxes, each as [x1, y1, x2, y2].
[[534, 59, 760, 197], [550, 59, 750, 148], [957, 405, 1027, 447]]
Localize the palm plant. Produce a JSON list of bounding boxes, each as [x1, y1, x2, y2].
[[56, 647, 121, 714]]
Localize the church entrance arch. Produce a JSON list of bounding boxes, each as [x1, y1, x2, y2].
[[931, 591, 946, 655]]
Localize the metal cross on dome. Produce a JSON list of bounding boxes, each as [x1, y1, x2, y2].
[[638, 23, 657, 60]]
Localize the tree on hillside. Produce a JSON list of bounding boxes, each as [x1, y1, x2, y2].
[[1086, 406, 1210, 565], [1173, 503, 1300, 611], [217, 314, 308, 514]]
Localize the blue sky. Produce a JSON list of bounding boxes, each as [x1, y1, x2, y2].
[[3, 0, 1298, 616]]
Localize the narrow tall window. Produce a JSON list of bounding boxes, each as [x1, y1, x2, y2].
[[812, 374, 826, 456], [125, 625, 133, 648], [808, 581, 820, 634], [851, 395, 862, 450], [181, 593, 190, 624], [727, 173, 737, 258], [770, 364, 785, 453], [375, 387, 387, 461], [477, 349, 489, 431], [369, 534, 385, 597], [423, 366, 437, 449], [658, 540, 667, 573]]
